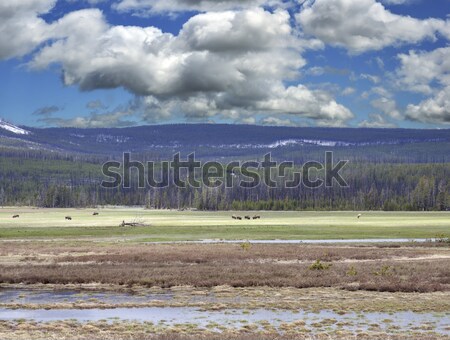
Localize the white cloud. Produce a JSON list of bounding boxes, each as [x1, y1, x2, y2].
[[361, 73, 380, 84], [256, 84, 353, 122], [179, 9, 294, 54], [396, 46, 450, 124], [405, 86, 450, 124], [240, 117, 257, 125], [66, 0, 107, 5], [396, 47, 450, 94], [342, 87, 356, 96], [306, 66, 324, 76], [29, 7, 352, 125], [0, 0, 55, 60], [381, 0, 415, 5], [296, 0, 450, 54], [32, 9, 301, 96], [358, 113, 397, 128], [371, 86, 391, 97], [370, 97, 402, 120], [261, 116, 297, 126], [114, 0, 282, 15], [375, 57, 385, 70]]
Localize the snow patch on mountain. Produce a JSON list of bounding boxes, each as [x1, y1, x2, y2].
[[96, 134, 130, 143], [0, 118, 30, 135]]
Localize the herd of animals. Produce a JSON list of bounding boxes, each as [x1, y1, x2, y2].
[[11, 213, 364, 220], [232, 215, 260, 220], [11, 212, 100, 220]]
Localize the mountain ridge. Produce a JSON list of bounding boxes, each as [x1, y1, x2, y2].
[[0, 120, 449, 161]]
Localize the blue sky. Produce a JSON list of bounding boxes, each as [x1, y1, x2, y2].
[[0, 0, 449, 129]]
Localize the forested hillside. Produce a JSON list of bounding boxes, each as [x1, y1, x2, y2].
[[0, 151, 448, 211], [1, 123, 449, 162], [1, 123, 448, 211]]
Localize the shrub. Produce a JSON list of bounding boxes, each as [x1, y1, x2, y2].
[[309, 260, 332, 270], [346, 266, 357, 276], [373, 265, 392, 276], [240, 242, 252, 252]]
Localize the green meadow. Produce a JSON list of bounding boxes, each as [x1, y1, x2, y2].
[[0, 208, 448, 241]]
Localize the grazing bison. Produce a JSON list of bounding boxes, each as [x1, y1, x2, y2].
[[12, 215, 19, 218], [236, 216, 242, 220], [65, 216, 72, 220], [245, 216, 251, 220], [232, 215, 237, 220], [252, 215, 260, 220], [357, 214, 362, 219], [93, 212, 99, 216]]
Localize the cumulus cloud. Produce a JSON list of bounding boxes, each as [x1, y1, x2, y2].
[[296, 0, 450, 54], [0, 0, 55, 60], [358, 113, 397, 128], [261, 116, 297, 126], [396, 46, 450, 124], [32, 9, 298, 95], [370, 97, 401, 120], [240, 117, 257, 125], [114, 0, 282, 15], [396, 47, 450, 94], [28, 7, 352, 125], [256, 84, 353, 121], [405, 87, 450, 124]]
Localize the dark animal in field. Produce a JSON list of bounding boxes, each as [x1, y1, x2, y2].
[[93, 212, 99, 216], [252, 215, 260, 219], [12, 215, 19, 218], [245, 216, 251, 220], [236, 216, 242, 220], [357, 214, 362, 219], [232, 215, 237, 219], [65, 216, 72, 220]]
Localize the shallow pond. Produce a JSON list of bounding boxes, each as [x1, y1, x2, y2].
[[150, 238, 433, 244], [0, 289, 173, 305], [0, 288, 241, 305], [0, 307, 448, 334]]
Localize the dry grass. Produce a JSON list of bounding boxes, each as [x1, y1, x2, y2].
[[0, 320, 447, 340], [0, 242, 448, 293]]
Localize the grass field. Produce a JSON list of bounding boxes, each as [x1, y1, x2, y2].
[[0, 207, 448, 241], [0, 207, 449, 340]]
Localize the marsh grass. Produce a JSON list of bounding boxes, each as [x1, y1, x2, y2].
[[0, 320, 447, 340], [0, 243, 448, 293]]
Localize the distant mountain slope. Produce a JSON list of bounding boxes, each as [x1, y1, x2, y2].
[[0, 122, 449, 162], [0, 118, 30, 135]]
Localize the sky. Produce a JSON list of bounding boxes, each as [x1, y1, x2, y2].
[[0, 0, 450, 129]]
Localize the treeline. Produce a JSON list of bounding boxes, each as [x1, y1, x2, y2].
[[0, 154, 448, 211]]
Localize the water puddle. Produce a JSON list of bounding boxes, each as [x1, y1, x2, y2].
[[0, 289, 174, 305], [0, 289, 242, 305], [0, 307, 448, 334], [1, 289, 448, 334], [149, 238, 434, 244]]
